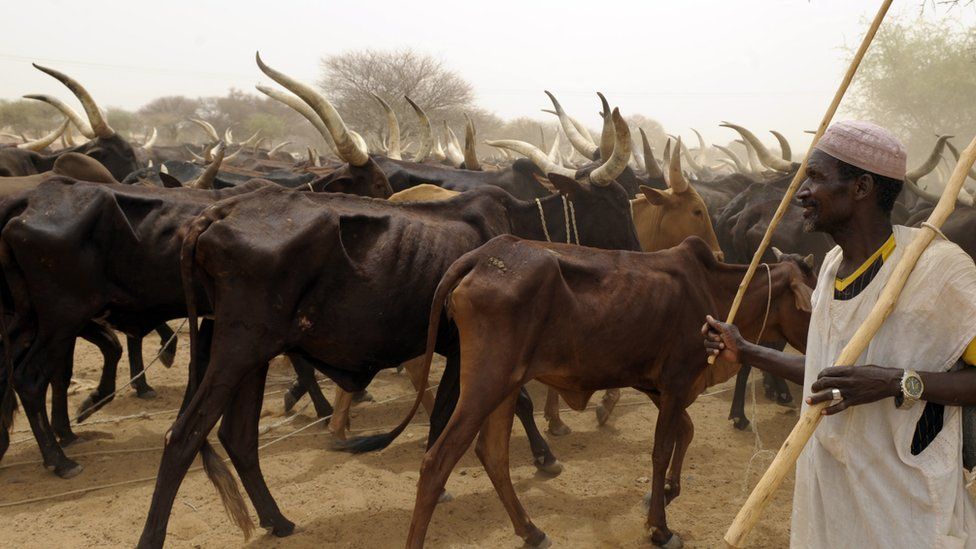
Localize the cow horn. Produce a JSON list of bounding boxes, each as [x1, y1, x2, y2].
[[224, 145, 245, 162], [945, 140, 976, 181], [691, 128, 708, 160], [23, 94, 95, 139], [224, 128, 235, 145], [267, 141, 292, 157], [544, 91, 599, 160], [668, 137, 690, 194], [371, 93, 401, 160], [631, 136, 646, 173], [189, 118, 220, 143], [256, 52, 369, 167], [678, 137, 705, 174], [640, 128, 665, 180], [431, 137, 446, 162], [485, 139, 576, 179], [404, 96, 432, 162], [720, 122, 793, 172], [17, 118, 69, 151], [590, 108, 631, 186], [662, 139, 672, 171], [63, 123, 79, 147], [715, 144, 747, 172], [803, 254, 815, 269], [349, 131, 369, 155], [444, 129, 464, 167], [255, 84, 338, 156], [906, 135, 951, 182], [143, 127, 158, 150], [541, 108, 597, 147], [539, 125, 547, 152], [463, 114, 481, 171], [32, 64, 114, 138], [737, 139, 762, 173], [190, 142, 224, 189], [597, 92, 614, 161], [185, 145, 206, 162], [771, 247, 785, 261], [770, 130, 792, 161], [548, 132, 562, 162]]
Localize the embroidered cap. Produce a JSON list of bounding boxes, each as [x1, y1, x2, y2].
[[814, 120, 907, 180]]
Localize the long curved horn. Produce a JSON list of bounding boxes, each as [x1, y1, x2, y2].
[[906, 135, 951, 182], [544, 91, 599, 160], [17, 118, 69, 151], [431, 137, 446, 162], [541, 109, 597, 146], [485, 139, 576, 179], [770, 130, 792, 161], [267, 141, 292, 157], [463, 114, 481, 170], [662, 138, 672, 172], [349, 131, 369, 155], [668, 137, 690, 194], [691, 128, 708, 161], [548, 132, 562, 162], [224, 127, 235, 145], [444, 130, 464, 167], [631, 135, 646, 172], [738, 139, 762, 173], [715, 144, 747, 172], [640, 128, 665, 180], [590, 108, 632, 186], [255, 84, 338, 155], [404, 96, 432, 162], [539, 125, 547, 152], [190, 142, 225, 189], [597, 92, 614, 161], [945, 140, 976, 181], [371, 93, 401, 160], [23, 94, 95, 139], [143, 127, 158, 150], [32, 63, 114, 138], [678, 137, 706, 174], [185, 145, 206, 162], [903, 171, 972, 207], [720, 122, 793, 172], [189, 118, 220, 142], [256, 52, 368, 166], [63, 123, 79, 147]]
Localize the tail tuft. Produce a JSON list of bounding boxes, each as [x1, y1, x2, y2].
[[201, 441, 254, 539]]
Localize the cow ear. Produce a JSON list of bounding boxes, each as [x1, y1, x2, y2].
[[640, 185, 669, 206], [803, 254, 815, 270], [159, 172, 183, 188], [790, 275, 813, 313], [547, 173, 583, 198]]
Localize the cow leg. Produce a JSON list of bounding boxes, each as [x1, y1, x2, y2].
[[763, 372, 794, 406], [426, 349, 461, 450], [49, 352, 78, 446], [328, 389, 354, 440], [126, 336, 157, 399], [544, 387, 571, 436], [728, 364, 751, 431], [402, 356, 435, 415], [645, 400, 681, 548], [515, 387, 561, 476], [217, 364, 294, 537], [76, 321, 123, 422], [154, 323, 177, 368], [595, 388, 621, 426], [179, 319, 213, 414], [476, 390, 549, 547], [288, 355, 332, 418], [664, 409, 693, 505]]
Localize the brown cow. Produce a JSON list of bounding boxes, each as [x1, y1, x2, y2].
[[387, 235, 813, 548]]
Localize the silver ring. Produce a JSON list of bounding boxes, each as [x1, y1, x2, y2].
[[830, 388, 842, 401]]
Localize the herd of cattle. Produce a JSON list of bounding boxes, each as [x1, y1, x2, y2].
[[0, 53, 971, 548]]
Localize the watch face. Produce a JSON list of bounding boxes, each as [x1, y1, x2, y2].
[[905, 376, 923, 398]]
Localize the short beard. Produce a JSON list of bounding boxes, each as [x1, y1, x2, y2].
[[802, 216, 818, 233]]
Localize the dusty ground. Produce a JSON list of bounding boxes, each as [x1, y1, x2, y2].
[[0, 326, 797, 548]]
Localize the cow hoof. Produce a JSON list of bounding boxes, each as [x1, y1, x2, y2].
[[136, 388, 157, 400], [775, 392, 796, 408], [438, 490, 454, 504], [270, 519, 296, 537], [650, 532, 683, 549], [76, 394, 110, 423], [55, 461, 84, 479], [159, 349, 176, 368], [283, 392, 299, 414], [534, 456, 563, 477], [547, 422, 572, 436], [58, 432, 81, 448], [730, 416, 750, 431], [524, 532, 551, 548], [352, 390, 374, 404], [596, 405, 611, 426]]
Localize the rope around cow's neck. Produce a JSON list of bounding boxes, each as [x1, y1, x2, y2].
[[535, 195, 579, 244], [741, 262, 777, 493]]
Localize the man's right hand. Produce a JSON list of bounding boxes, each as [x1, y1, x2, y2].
[[702, 315, 747, 364]]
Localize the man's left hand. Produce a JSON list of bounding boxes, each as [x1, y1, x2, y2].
[[808, 365, 902, 415]]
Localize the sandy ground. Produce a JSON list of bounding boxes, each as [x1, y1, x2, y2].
[[0, 326, 797, 548]]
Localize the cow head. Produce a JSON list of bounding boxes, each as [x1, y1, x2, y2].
[[255, 53, 393, 199], [636, 138, 722, 258], [25, 64, 142, 181]]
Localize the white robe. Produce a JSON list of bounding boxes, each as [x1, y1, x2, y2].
[[792, 225, 976, 549]]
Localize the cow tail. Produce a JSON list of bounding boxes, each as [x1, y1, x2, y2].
[[0, 240, 19, 439], [178, 214, 254, 539], [334, 253, 481, 454]]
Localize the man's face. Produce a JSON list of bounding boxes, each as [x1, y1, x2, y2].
[[796, 150, 856, 233]]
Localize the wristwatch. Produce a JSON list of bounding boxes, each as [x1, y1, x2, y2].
[[895, 369, 924, 409]]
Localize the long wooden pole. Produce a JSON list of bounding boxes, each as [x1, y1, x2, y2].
[[723, 135, 976, 548], [708, 0, 894, 366]]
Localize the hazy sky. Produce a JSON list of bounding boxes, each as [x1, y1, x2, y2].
[[1, 1, 971, 152]]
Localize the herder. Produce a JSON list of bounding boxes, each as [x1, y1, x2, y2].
[[705, 121, 976, 547]]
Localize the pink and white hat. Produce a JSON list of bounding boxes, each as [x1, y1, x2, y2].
[[814, 120, 907, 180]]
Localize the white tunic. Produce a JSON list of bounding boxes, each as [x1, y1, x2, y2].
[[791, 225, 976, 549]]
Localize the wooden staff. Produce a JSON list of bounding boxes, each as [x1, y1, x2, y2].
[[709, 0, 893, 366], [724, 135, 976, 548]]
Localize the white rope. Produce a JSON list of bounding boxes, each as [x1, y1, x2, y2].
[[535, 198, 552, 243], [567, 198, 579, 244], [741, 263, 777, 494], [307, 181, 315, 192]]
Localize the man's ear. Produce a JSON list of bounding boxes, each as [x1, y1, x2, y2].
[[640, 185, 669, 206], [854, 172, 875, 201], [548, 173, 584, 198]]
